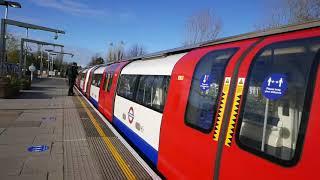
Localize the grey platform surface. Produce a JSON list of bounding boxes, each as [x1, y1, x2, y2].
[[0, 78, 154, 180], [0, 78, 102, 180]]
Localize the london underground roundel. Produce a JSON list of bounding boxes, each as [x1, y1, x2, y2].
[[128, 107, 134, 124]]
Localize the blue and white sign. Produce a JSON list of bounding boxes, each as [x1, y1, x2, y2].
[[27, 145, 49, 152], [261, 73, 288, 100], [200, 74, 212, 92]]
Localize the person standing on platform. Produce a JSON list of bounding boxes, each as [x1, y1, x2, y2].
[[66, 62, 78, 96]]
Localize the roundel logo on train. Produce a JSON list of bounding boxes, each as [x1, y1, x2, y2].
[[128, 107, 134, 124]]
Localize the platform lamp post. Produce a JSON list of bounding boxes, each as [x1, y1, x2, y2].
[[0, 1, 21, 19], [0, 1, 21, 76]]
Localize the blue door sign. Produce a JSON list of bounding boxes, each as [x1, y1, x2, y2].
[[28, 145, 49, 152], [200, 74, 212, 92], [261, 73, 288, 100]]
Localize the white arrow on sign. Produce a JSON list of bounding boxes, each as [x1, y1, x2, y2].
[[279, 78, 283, 87], [267, 77, 272, 86]]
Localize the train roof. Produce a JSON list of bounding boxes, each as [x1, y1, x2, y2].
[[121, 53, 186, 76], [84, 20, 320, 68], [93, 65, 107, 74], [125, 19, 320, 61]]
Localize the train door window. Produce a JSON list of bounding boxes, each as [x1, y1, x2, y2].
[[117, 75, 139, 100], [107, 74, 113, 92], [152, 76, 170, 112], [103, 73, 110, 91], [185, 48, 238, 133], [237, 37, 320, 165]]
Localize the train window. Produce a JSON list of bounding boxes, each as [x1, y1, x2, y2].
[[237, 37, 320, 166], [96, 74, 103, 87], [117, 75, 139, 100], [185, 48, 238, 133], [91, 74, 96, 85], [92, 74, 102, 87], [107, 74, 113, 92], [136, 75, 170, 112], [103, 73, 110, 91]]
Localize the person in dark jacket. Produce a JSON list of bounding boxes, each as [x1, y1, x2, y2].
[[66, 62, 78, 96]]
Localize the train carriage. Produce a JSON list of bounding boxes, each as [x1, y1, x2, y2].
[[79, 68, 88, 92], [98, 61, 128, 122], [157, 21, 320, 179], [89, 65, 106, 108], [85, 65, 101, 98], [83, 66, 96, 94], [76, 20, 320, 179], [113, 53, 186, 166], [76, 69, 85, 88]]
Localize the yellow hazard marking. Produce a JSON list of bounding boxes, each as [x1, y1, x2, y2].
[[213, 77, 231, 141], [76, 95, 136, 180], [225, 78, 245, 147]]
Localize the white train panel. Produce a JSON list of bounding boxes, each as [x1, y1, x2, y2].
[[121, 53, 186, 75]]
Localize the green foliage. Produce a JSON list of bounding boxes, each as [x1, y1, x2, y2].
[[88, 54, 105, 66], [8, 77, 21, 88], [20, 77, 31, 90], [6, 33, 20, 64]]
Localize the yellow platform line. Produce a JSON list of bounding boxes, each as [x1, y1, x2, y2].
[[76, 95, 136, 180]]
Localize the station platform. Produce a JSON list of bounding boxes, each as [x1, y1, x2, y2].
[[0, 78, 160, 180]]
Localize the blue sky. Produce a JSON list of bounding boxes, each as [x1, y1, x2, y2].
[[1, 0, 276, 66]]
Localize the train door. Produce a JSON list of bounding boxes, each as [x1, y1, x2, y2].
[[99, 62, 127, 122], [157, 39, 258, 179], [217, 28, 320, 179], [99, 68, 115, 120]]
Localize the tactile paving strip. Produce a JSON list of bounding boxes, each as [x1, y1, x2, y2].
[[72, 96, 153, 180]]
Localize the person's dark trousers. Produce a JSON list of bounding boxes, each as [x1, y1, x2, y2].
[[68, 78, 75, 96]]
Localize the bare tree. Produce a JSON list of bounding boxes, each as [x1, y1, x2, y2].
[[256, 0, 320, 30], [183, 9, 222, 45], [286, 0, 320, 23], [125, 44, 147, 58], [106, 41, 125, 63]]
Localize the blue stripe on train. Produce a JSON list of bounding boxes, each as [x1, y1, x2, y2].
[[89, 97, 98, 108], [113, 115, 158, 166]]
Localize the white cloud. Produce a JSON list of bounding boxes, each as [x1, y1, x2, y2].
[[28, 0, 108, 17]]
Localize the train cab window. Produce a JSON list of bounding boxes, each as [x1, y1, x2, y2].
[[136, 75, 170, 112], [185, 48, 238, 133], [107, 74, 113, 92], [117, 75, 139, 100], [238, 38, 320, 165]]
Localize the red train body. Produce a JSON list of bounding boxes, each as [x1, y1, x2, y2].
[[76, 21, 320, 179]]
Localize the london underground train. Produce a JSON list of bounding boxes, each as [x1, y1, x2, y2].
[[76, 20, 320, 179], [88, 65, 106, 107]]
